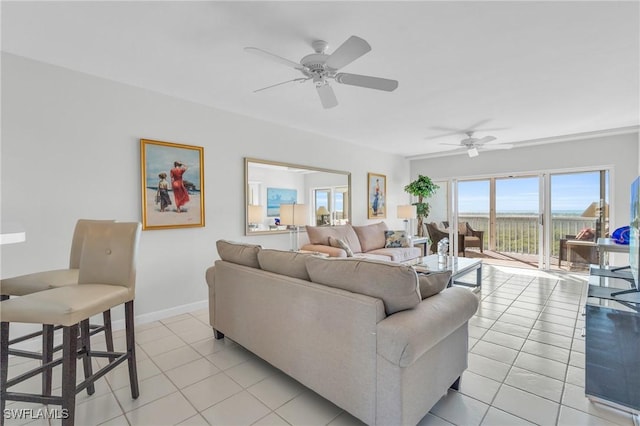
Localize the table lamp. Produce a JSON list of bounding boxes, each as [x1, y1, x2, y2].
[[247, 204, 263, 230], [280, 203, 308, 251], [397, 204, 417, 237], [316, 206, 330, 225]]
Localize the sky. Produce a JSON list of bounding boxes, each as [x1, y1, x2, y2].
[[144, 143, 202, 189], [458, 171, 605, 214]]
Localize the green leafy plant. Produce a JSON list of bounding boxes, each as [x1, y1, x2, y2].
[[404, 175, 439, 237]]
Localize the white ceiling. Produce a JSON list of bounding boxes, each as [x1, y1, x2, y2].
[[2, 1, 639, 158]]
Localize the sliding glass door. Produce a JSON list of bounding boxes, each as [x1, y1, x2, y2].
[[451, 169, 610, 270]]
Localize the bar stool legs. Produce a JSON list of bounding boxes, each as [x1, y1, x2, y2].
[[61, 325, 78, 426], [125, 301, 139, 399]]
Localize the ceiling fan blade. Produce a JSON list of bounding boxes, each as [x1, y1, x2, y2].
[[476, 136, 497, 144], [316, 83, 338, 109], [334, 73, 398, 92], [244, 47, 305, 70], [253, 78, 309, 93], [325, 36, 371, 70], [482, 144, 514, 150]]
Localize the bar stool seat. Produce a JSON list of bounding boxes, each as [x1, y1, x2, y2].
[[0, 285, 131, 326]]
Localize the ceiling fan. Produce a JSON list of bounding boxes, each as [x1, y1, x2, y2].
[[442, 131, 514, 157], [244, 35, 398, 109]]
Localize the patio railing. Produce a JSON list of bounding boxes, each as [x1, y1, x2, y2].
[[459, 214, 596, 256]]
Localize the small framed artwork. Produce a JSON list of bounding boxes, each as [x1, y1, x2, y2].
[[367, 172, 386, 219], [140, 139, 205, 230], [267, 187, 297, 217]]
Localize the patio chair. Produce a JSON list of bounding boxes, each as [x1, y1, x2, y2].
[[559, 234, 599, 267], [459, 222, 484, 253], [425, 223, 465, 256]]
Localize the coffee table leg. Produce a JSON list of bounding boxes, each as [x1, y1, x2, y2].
[[476, 265, 482, 289]]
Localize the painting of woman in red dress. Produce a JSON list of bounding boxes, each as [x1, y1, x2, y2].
[[170, 161, 190, 212]]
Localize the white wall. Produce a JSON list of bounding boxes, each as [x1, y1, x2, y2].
[[1, 53, 410, 324]]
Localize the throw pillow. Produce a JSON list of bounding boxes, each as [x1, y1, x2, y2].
[[417, 271, 452, 299], [384, 230, 410, 248], [576, 228, 595, 240], [329, 236, 354, 257], [216, 240, 262, 268]]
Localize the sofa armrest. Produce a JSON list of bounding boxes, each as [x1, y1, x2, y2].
[[377, 287, 479, 367], [300, 244, 347, 257]]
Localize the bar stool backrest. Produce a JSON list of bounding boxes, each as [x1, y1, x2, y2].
[[78, 222, 141, 292], [69, 219, 115, 269]]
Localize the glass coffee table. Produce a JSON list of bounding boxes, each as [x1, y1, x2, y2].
[[405, 255, 482, 291]]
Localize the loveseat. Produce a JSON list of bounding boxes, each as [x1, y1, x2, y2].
[[206, 240, 479, 425], [300, 222, 421, 262]]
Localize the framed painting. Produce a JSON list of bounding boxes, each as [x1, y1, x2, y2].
[[267, 187, 297, 217], [140, 139, 205, 230], [367, 172, 386, 219]]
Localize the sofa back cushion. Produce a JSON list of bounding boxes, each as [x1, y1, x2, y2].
[[353, 222, 388, 252], [257, 249, 311, 281], [305, 256, 421, 315], [305, 225, 362, 253], [216, 240, 262, 268]]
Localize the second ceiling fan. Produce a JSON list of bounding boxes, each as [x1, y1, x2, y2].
[[245, 35, 398, 109], [442, 132, 514, 157]]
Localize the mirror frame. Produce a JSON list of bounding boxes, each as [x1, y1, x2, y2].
[[244, 157, 352, 236]]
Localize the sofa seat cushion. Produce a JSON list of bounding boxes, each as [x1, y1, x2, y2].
[[353, 222, 388, 252], [216, 240, 262, 268], [367, 247, 421, 262], [352, 253, 393, 262], [377, 287, 479, 367], [305, 256, 421, 315], [306, 224, 363, 254], [257, 249, 312, 281]]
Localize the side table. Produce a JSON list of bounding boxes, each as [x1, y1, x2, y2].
[[411, 236, 429, 256]]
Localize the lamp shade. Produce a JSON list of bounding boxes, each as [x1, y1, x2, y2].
[[280, 204, 307, 226], [397, 204, 417, 219], [316, 206, 330, 216], [247, 205, 263, 224]]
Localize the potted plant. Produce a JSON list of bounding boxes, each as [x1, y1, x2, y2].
[[404, 175, 439, 237]]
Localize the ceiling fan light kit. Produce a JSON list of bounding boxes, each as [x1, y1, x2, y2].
[[245, 35, 399, 109]]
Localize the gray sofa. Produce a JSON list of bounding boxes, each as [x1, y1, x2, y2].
[[301, 222, 421, 262], [206, 241, 479, 425]]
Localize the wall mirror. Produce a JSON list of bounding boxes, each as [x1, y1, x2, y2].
[[245, 158, 351, 235]]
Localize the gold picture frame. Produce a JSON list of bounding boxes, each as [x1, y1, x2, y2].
[[367, 172, 386, 219], [140, 139, 205, 230]]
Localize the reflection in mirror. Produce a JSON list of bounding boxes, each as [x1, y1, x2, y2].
[[245, 158, 351, 235]]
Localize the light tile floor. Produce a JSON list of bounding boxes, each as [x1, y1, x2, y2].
[[4, 264, 639, 426]]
